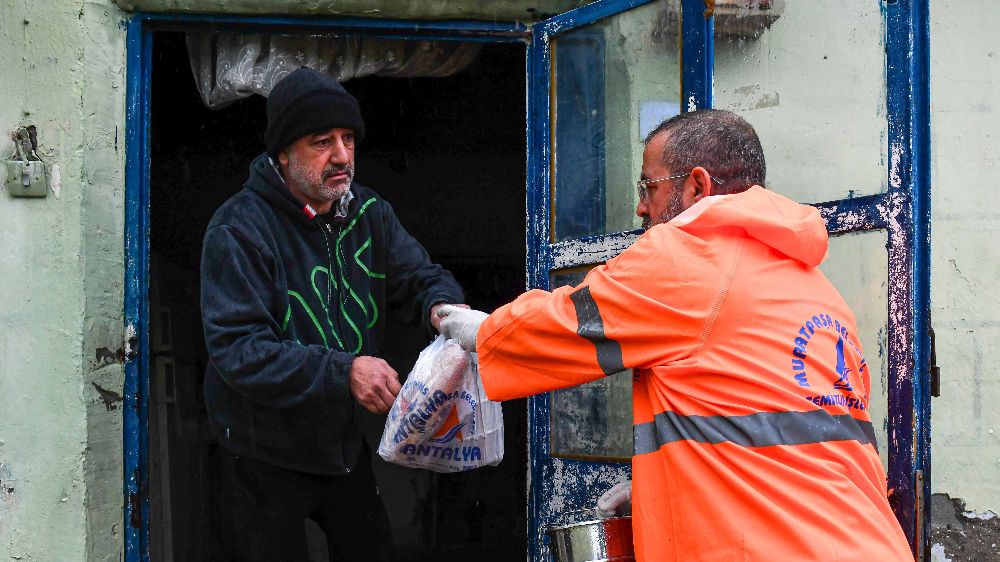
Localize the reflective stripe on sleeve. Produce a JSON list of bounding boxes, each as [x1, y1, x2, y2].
[[633, 409, 878, 456], [569, 286, 625, 376]]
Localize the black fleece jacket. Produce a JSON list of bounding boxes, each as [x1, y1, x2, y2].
[[201, 153, 463, 475]]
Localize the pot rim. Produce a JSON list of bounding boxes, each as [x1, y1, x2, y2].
[[544, 516, 632, 533]]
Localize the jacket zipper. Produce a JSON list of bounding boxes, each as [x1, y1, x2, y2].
[[320, 221, 347, 351]]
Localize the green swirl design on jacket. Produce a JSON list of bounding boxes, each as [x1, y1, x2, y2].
[[282, 197, 386, 352]]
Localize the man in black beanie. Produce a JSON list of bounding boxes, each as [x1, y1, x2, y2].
[[200, 67, 466, 561]]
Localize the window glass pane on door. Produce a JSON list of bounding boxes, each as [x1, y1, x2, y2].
[[548, 267, 632, 460], [545, 228, 891, 465], [820, 230, 890, 471], [714, 0, 888, 204], [551, 0, 681, 242]]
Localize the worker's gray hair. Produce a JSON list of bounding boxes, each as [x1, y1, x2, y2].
[[644, 109, 766, 196]]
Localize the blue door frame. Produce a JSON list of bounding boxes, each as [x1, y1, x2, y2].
[[123, 13, 531, 561], [124, 2, 931, 560], [526, 0, 930, 560]]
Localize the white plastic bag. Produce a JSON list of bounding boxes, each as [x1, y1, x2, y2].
[[378, 336, 504, 472]]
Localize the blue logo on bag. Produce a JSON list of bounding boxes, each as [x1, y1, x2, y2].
[[429, 423, 466, 444]]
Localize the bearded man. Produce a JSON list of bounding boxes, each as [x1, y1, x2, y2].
[[200, 67, 465, 561], [438, 109, 912, 561]]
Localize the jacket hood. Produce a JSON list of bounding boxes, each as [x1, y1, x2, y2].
[[244, 152, 356, 227], [668, 186, 829, 267]]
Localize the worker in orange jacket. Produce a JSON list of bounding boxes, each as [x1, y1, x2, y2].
[[437, 109, 912, 561]]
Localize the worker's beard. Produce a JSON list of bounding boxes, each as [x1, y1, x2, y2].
[[641, 187, 686, 230], [287, 154, 354, 203]]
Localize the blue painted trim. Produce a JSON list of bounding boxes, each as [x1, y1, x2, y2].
[[886, 0, 912, 551], [681, 0, 713, 110], [527, 4, 664, 560], [912, 0, 932, 556], [526, 27, 552, 286], [550, 191, 894, 267], [138, 21, 154, 562], [537, 0, 656, 36], [525, 22, 551, 562], [121, 12, 536, 562], [885, 0, 932, 556], [814, 193, 891, 235], [123, 15, 152, 562], [704, 11, 714, 107], [550, 229, 642, 269], [135, 11, 529, 41]]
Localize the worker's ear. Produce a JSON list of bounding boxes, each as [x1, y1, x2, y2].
[[277, 149, 291, 168], [688, 166, 714, 203]]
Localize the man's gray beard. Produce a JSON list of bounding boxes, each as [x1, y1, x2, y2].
[[288, 154, 354, 202], [641, 187, 685, 230]]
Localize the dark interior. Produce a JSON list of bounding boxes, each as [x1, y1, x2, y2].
[[148, 31, 527, 561]]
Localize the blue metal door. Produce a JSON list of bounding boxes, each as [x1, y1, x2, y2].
[[524, 3, 706, 560], [524, 0, 931, 560]]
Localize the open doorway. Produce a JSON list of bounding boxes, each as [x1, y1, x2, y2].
[[148, 31, 527, 561]]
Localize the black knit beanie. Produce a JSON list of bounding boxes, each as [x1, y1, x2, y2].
[[264, 67, 365, 157]]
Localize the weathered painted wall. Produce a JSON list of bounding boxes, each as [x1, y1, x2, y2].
[[929, 0, 1000, 513], [112, 0, 584, 21], [0, 1, 126, 561]]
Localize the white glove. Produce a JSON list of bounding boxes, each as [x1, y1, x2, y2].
[[436, 305, 488, 352], [596, 479, 632, 519]]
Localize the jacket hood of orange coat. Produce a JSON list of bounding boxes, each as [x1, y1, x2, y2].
[[667, 185, 829, 268]]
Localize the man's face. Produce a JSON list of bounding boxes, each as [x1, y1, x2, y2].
[[636, 132, 685, 230], [278, 127, 356, 206]]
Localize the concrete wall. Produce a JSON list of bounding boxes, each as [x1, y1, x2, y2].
[[929, 0, 1000, 517], [928, 0, 1000, 550], [0, 1, 126, 561], [111, 0, 583, 21]]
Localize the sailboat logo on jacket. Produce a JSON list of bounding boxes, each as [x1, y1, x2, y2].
[[791, 313, 870, 412], [832, 335, 855, 392]]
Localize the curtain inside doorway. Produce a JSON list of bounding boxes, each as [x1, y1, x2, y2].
[[187, 33, 482, 109]]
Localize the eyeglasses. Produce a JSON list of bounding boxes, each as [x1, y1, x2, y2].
[[636, 171, 723, 202]]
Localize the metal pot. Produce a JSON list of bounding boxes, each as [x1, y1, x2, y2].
[[545, 516, 634, 562]]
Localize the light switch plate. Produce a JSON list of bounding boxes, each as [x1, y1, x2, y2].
[[5, 160, 48, 198]]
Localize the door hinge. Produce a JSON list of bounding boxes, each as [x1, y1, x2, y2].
[[915, 469, 926, 562], [929, 326, 940, 397]]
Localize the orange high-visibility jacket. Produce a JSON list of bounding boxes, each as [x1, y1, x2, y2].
[[477, 186, 912, 562]]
